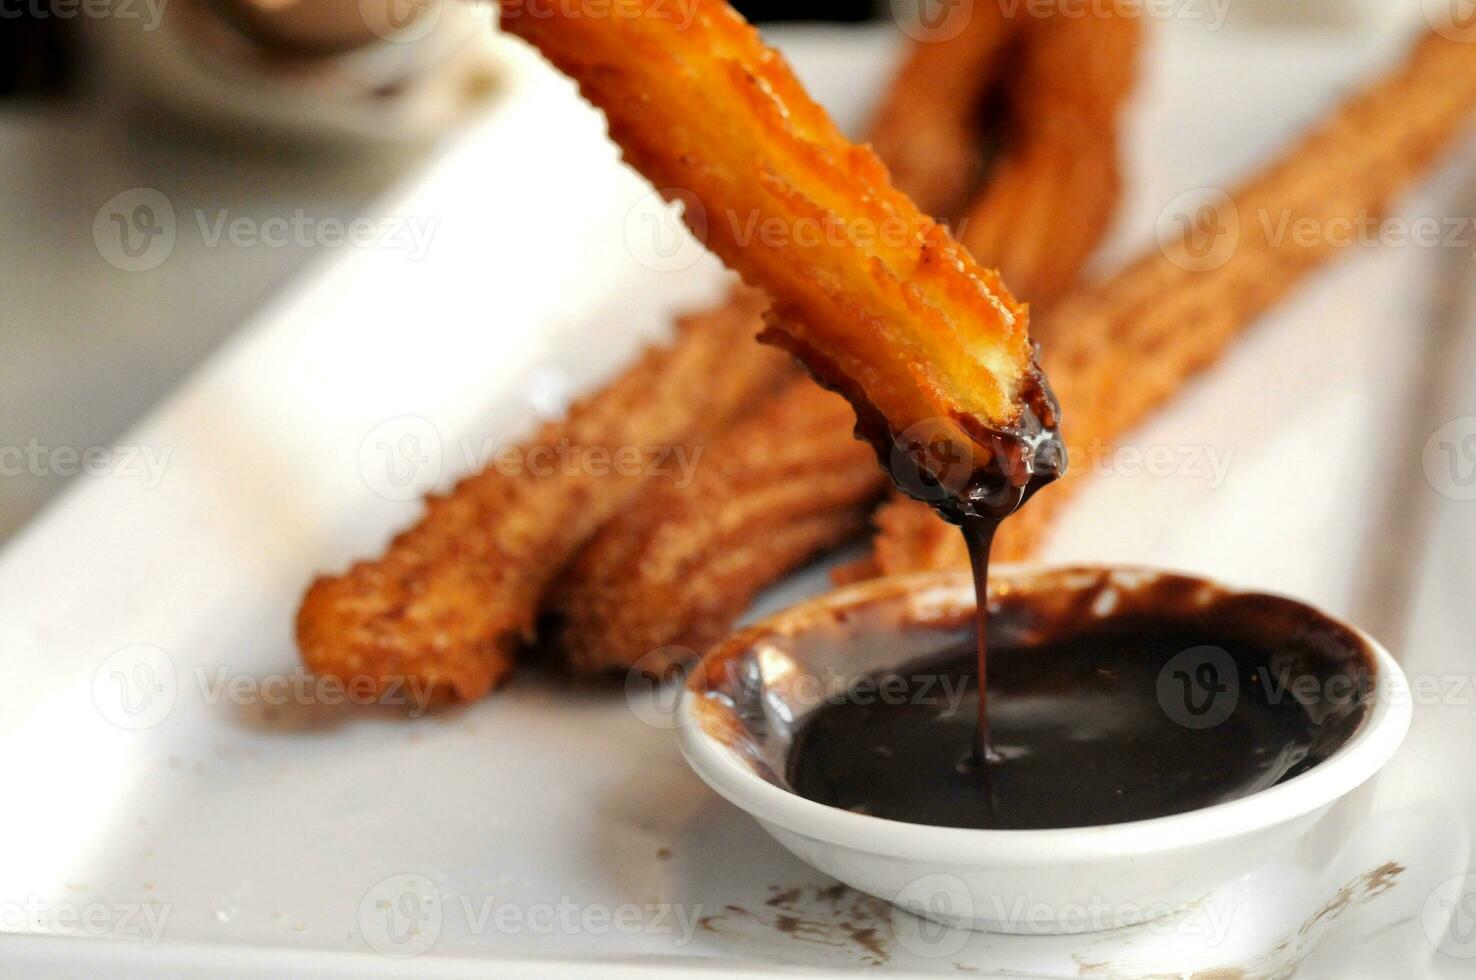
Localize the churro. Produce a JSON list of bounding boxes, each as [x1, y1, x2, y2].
[[551, 5, 1141, 670], [500, 0, 1061, 516], [864, 0, 1023, 221], [556, 379, 881, 676], [296, 5, 1031, 699], [872, 27, 1476, 575], [297, 286, 789, 701], [958, 0, 1140, 306]]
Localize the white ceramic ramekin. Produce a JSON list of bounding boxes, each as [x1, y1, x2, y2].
[[676, 566, 1412, 935]]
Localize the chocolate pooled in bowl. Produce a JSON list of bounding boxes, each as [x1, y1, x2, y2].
[[689, 568, 1377, 831]]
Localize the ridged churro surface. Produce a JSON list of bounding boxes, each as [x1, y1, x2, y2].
[[295, 4, 1039, 699], [550, 5, 1142, 669], [297, 287, 789, 701], [872, 28, 1476, 575], [501, 0, 1050, 482]]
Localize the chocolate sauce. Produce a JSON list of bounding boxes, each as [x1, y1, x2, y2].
[[786, 595, 1374, 830], [893, 363, 1067, 769], [949, 375, 1066, 770], [770, 331, 1369, 829], [961, 519, 1000, 766], [779, 327, 1067, 768]]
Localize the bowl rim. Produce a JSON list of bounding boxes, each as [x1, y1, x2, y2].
[[676, 564, 1412, 862]]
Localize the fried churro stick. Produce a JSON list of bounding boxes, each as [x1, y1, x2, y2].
[[297, 287, 791, 701], [499, 0, 1056, 500], [558, 380, 881, 675], [959, 0, 1140, 305], [551, 7, 1142, 670], [872, 27, 1476, 575], [865, 0, 1024, 221], [296, 4, 1027, 701]]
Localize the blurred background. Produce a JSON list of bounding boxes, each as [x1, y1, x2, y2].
[[0, 0, 1438, 544], [0, 1, 873, 98], [0, 0, 885, 545]]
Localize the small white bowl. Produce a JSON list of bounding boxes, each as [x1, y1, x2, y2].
[[677, 566, 1411, 935]]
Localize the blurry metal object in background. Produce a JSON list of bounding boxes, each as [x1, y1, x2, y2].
[[0, 0, 878, 103], [0, 13, 77, 96], [91, 0, 505, 146]]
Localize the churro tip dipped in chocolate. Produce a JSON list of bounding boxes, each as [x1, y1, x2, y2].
[[545, 3, 1141, 676], [866, 26, 1476, 578], [498, 0, 1067, 525]]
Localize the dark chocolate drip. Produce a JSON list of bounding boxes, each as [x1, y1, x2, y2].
[[759, 322, 1067, 766], [962, 518, 999, 767], [757, 327, 1068, 526]]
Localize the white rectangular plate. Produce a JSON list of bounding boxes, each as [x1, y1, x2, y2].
[[3, 20, 1474, 979]]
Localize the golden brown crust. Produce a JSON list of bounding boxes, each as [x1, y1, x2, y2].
[[871, 29, 1476, 576], [959, 2, 1140, 308], [294, 1, 1029, 701], [549, 7, 1144, 673], [549, 380, 883, 673], [500, 0, 1041, 470], [296, 286, 791, 701], [864, 1, 1023, 220]]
